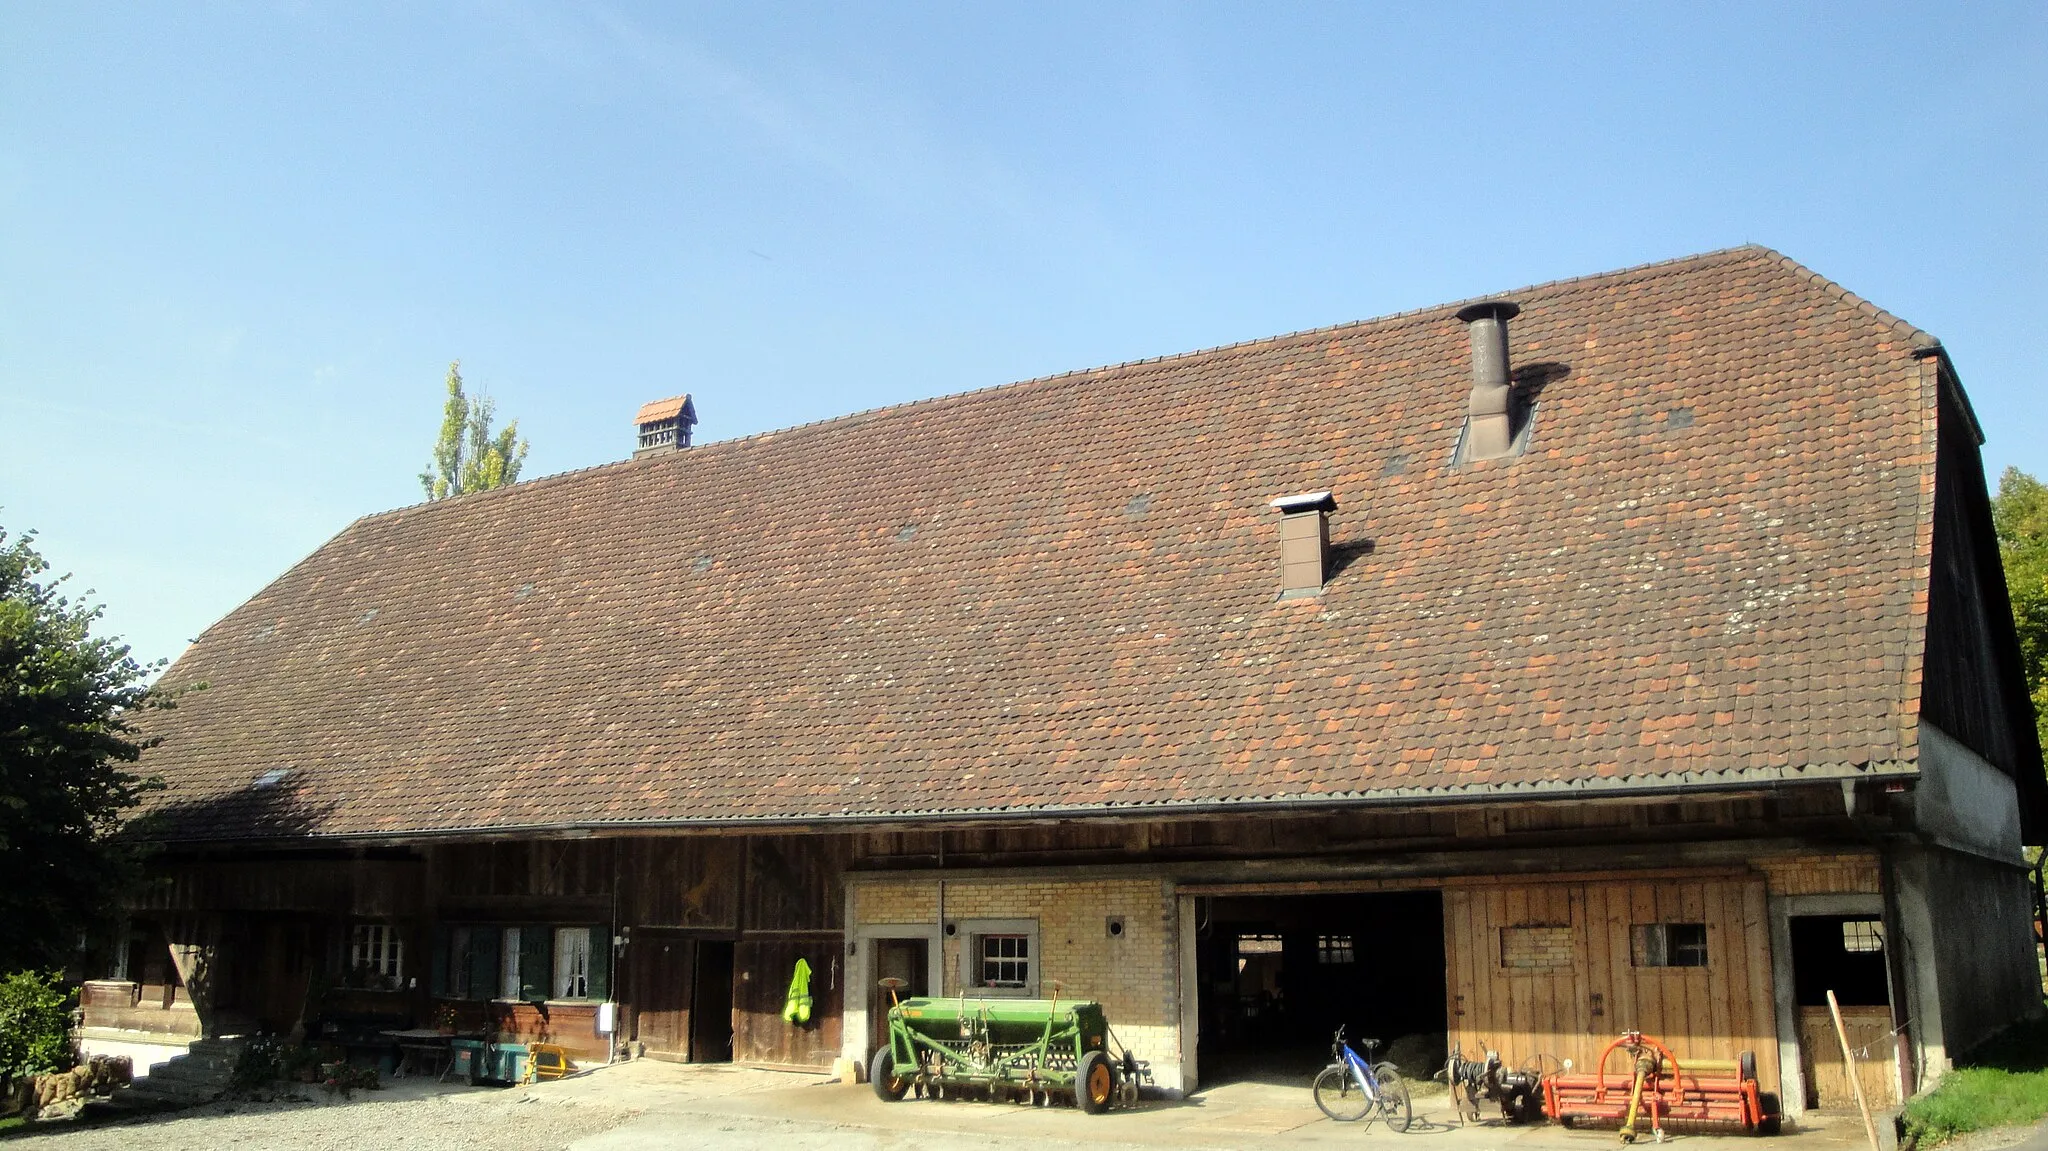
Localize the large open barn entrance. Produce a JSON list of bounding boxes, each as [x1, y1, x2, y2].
[[1196, 891, 1446, 1085]]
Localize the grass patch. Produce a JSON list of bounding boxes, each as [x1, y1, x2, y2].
[[1904, 1016, 2048, 1148]]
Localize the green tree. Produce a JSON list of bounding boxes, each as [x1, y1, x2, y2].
[[1992, 467, 2048, 754], [0, 524, 163, 973], [418, 360, 530, 500]]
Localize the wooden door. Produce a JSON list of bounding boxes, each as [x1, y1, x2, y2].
[[632, 930, 695, 1059], [731, 938, 842, 1067], [1789, 914, 1897, 1109], [868, 938, 929, 1055]]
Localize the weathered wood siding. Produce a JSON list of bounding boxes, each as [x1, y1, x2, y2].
[[139, 858, 420, 916], [1446, 872, 1779, 1092], [620, 839, 741, 929], [745, 836, 849, 933]]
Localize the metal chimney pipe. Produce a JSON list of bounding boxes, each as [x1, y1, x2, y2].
[[1456, 300, 1521, 460]]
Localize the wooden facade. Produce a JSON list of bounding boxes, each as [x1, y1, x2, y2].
[[1444, 872, 1779, 1088], [101, 791, 1928, 1101]]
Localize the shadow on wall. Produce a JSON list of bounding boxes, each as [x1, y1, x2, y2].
[[119, 778, 341, 1036]]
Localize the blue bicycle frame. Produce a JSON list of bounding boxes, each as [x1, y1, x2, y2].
[[1338, 1036, 1381, 1100]]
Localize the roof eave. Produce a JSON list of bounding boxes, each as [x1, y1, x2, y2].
[[134, 759, 1916, 851]]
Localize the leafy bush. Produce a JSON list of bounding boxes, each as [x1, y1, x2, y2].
[[0, 972, 75, 1079]]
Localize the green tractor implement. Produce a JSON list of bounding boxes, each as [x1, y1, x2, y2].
[[869, 980, 1144, 1112]]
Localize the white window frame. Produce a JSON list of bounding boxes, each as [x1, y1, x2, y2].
[[350, 923, 404, 990], [553, 927, 592, 1000], [956, 918, 1038, 998], [500, 926, 523, 1000]]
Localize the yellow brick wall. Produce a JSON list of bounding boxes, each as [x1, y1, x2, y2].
[[1754, 852, 1883, 896], [851, 876, 1180, 1074], [1498, 924, 1574, 970]]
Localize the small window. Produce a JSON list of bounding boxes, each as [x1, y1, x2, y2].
[[350, 923, 404, 990], [554, 927, 592, 999], [978, 934, 1030, 989], [1842, 920, 1884, 954], [1236, 933, 1283, 973], [954, 919, 1037, 995], [1632, 923, 1708, 968], [1317, 935, 1356, 965], [501, 926, 524, 999]]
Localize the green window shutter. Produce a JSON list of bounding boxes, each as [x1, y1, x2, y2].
[[588, 925, 611, 1001], [430, 924, 450, 998], [518, 926, 552, 1001], [468, 926, 500, 1001]]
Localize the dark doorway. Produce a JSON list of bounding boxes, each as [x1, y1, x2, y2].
[[691, 940, 735, 1062], [1790, 916, 1890, 1007], [868, 937, 929, 1054], [1790, 914, 1898, 1110], [1196, 891, 1446, 1086]]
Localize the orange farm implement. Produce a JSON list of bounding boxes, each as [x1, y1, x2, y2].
[[1542, 1031, 1778, 1141]]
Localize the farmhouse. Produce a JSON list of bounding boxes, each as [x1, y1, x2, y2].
[[94, 246, 2043, 1115]]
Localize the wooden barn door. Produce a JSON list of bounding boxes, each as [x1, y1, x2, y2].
[[1447, 873, 1779, 1091], [1584, 874, 1778, 1091], [1445, 884, 1594, 1070]]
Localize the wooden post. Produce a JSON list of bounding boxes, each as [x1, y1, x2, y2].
[[1829, 989, 1882, 1151]]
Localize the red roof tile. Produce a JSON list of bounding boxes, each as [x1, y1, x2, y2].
[[132, 247, 1949, 841]]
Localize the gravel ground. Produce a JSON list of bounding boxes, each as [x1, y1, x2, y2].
[[8, 1083, 638, 1150]]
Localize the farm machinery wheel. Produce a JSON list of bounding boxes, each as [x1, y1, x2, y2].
[[1075, 1050, 1117, 1113], [869, 1046, 909, 1102]]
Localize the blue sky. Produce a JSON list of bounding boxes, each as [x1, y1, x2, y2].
[[3, 2, 2044, 670]]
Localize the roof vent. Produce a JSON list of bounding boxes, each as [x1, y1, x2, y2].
[[633, 394, 698, 459], [1269, 491, 1336, 598], [1455, 300, 1525, 463]]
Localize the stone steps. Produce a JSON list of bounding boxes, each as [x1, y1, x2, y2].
[[83, 1037, 244, 1116]]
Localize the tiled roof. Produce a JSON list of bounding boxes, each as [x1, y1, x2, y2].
[[634, 394, 692, 425], [133, 247, 1950, 842]]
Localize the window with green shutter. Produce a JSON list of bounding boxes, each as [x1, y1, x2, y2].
[[465, 926, 500, 1000], [587, 924, 611, 1001]]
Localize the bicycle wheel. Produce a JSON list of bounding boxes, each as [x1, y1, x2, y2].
[[1313, 1064, 1373, 1122], [1374, 1064, 1413, 1133]]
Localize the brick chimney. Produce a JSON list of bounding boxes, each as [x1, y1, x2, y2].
[[633, 395, 697, 459]]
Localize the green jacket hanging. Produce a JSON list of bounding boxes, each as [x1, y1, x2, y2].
[[781, 957, 813, 1025]]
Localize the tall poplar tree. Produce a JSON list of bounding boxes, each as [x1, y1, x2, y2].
[[419, 361, 530, 500]]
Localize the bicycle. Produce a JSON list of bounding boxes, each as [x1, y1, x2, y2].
[[1312, 1025, 1413, 1131]]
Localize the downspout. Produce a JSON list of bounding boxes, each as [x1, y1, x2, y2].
[[935, 833, 947, 997], [608, 838, 621, 1064]]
